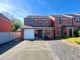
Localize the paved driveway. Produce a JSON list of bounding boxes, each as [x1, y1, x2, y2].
[[49, 40, 80, 60], [0, 41, 56, 60], [0, 40, 80, 60]]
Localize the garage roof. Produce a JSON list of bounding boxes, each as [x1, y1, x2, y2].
[[21, 26, 54, 29]]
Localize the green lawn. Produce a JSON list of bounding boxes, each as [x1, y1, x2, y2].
[[64, 37, 80, 45]]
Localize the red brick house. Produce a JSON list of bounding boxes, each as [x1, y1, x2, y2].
[[22, 16, 54, 40], [0, 13, 12, 32], [22, 14, 80, 40], [50, 14, 79, 38], [66, 14, 80, 27]]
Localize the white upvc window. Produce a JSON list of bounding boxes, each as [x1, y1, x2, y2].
[[57, 19, 63, 24], [38, 19, 42, 24], [28, 19, 33, 25], [45, 19, 49, 24], [76, 17, 80, 22]]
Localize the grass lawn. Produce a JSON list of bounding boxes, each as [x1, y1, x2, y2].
[[64, 37, 80, 45]]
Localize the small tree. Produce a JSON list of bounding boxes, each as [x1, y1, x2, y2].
[[12, 19, 22, 32], [74, 30, 80, 37], [1, 12, 22, 32], [78, 30, 80, 37]]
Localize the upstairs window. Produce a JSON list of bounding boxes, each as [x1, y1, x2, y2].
[[45, 19, 49, 24], [76, 17, 80, 22], [57, 19, 63, 24], [38, 19, 42, 24], [28, 19, 33, 25]]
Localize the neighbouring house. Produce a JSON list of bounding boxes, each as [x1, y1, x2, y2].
[[50, 15, 76, 37], [0, 13, 12, 32], [21, 16, 54, 40], [66, 14, 80, 28], [22, 14, 80, 40], [50, 14, 80, 38]]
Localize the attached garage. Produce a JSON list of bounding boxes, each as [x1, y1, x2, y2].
[[21, 26, 54, 40], [24, 29, 35, 40]]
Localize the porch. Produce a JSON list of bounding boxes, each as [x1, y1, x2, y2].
[[35, 29, 54, 40], [62, 26, 78, 37]]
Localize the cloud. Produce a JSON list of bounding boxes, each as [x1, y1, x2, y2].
[[0, 2, 30, 21], [37, 0, 57, 15]]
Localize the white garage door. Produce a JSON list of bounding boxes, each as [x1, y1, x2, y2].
[[24, 29, 35, 39]]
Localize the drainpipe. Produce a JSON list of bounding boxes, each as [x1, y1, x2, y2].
[[51, 19, 55, 39], [53, 20, 55, 39], [54, 26, 55, 39], [72, 18, 75, 37], [72, 18, 73, 26]]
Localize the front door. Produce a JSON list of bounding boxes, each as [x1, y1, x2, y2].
[[69, 29, 72, 37], [38, 30, 42, 39]]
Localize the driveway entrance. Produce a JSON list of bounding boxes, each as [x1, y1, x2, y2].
[[0, 41, 55, 60]]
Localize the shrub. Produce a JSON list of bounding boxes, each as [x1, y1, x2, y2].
[[74, 30, 78, 37], [78, 30, 80, 36]]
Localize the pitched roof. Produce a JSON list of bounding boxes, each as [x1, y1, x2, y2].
[[63, 15, 73, 18], [51, 15, 70, 18], [66, 14, 80, 17], [25, 16, 49, 19], [0, 13, 11, 22]]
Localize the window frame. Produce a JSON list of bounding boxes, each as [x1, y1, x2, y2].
[[38, 19, 42, 24], [45, 19, 49, 24], [57, 19, 63, 24], [28, 18, 34, 25], [76, 17, 80, 22]]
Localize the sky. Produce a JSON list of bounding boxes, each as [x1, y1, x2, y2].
[[0, 0, 80, 21]]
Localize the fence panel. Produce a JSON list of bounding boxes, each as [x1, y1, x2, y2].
[[0, 32, 21, 44]]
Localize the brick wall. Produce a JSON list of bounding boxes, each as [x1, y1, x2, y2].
[[0, 17, 12, 32], [24, 18, 52, 27], [73, 19, 80, 26]]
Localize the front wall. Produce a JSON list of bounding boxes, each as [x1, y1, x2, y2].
[[22, 29, 54, 40], [51, 16, 80, 37], [36, 29, 54, 39], [54, 18, 73, 37], [24, 18, 52, 27], [54, 18, 67, 37], [48, 30, 54, 39], [24, 16, 80, 38], [0, 17, 12, 32], [54, 27, 62, 37], [55, 18, 72, 27]]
